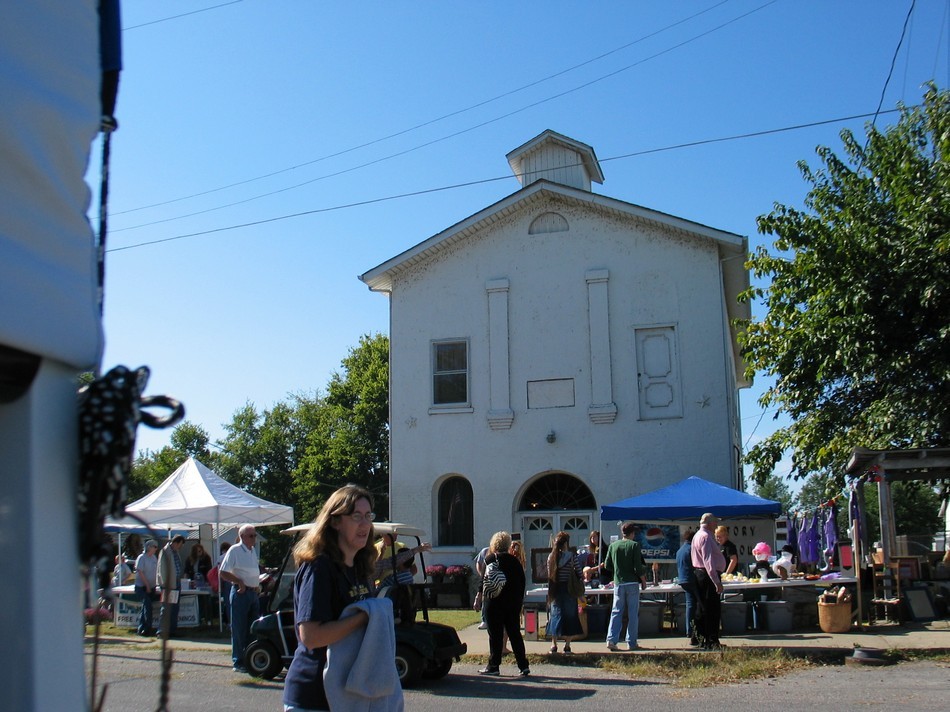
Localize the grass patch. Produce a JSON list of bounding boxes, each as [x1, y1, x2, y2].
[[84, 620, 229, 642], [597, 649, 816, 688], [423, 609, 481, 630]]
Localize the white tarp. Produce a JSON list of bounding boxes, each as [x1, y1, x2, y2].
[[109, 456, 294, 527]]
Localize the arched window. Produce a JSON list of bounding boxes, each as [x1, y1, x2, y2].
[[519, 472, 596, 511], [437, 476, 473, 546]]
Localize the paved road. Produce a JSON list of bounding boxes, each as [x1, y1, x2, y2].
[[85, 643, 949, 711]]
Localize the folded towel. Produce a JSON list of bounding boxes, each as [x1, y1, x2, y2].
[[325, 597, 404, 711]]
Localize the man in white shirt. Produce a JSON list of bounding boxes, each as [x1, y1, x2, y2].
[[219, 525, 260, 672], [134, 540, 159, 636]]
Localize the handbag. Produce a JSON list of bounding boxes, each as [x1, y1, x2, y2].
[[483, 560, 507, 599], [566, 565, 585, 598]]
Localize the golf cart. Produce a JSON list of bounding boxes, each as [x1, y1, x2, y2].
[[243, 522, 467, 686]]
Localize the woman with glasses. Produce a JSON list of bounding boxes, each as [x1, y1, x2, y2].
[[283, 485, 392, 711]]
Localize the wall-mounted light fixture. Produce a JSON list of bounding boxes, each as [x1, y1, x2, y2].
[[546, 430, 556, 444]]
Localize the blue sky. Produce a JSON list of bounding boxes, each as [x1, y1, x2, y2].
[[93, 1, 949, 488]]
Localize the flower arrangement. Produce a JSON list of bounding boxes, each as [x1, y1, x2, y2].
[[445, 564, 471, 578], [425, 564, 446, 577], [84, 607, 112, 624]]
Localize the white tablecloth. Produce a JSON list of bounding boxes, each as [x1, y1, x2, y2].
[[524, 575, 857, 604]]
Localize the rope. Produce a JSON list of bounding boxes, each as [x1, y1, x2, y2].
[[97, 121, 116, 316]]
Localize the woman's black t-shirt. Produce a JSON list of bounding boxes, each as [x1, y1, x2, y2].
[[282, 554, 371, 710]]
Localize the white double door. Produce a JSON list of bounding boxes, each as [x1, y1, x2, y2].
[[518, 512, 592, 585]]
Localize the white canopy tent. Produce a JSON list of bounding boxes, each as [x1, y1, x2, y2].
[[107, 456, 294, 628], [112, 456, 294, 527]]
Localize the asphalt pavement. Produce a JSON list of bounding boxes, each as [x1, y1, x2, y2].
[[84, 619, 950, 711]]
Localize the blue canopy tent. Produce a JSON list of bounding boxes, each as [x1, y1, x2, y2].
[[601, 476, 781, 521]]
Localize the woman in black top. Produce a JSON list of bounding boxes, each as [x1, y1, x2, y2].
[[282, 485, 377, 710], [715, 526, 739, 575], [479, 531, 530, 677], [184, 543, 213, 581]]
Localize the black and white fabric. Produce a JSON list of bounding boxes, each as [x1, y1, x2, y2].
[[77, 365, 184, 566], [482, 560, 507, 599]]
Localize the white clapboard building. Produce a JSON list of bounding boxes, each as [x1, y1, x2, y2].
[[360, 130, 751, 580]]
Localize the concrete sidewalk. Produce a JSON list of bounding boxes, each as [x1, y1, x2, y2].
[[89, 617, 950, 657], [457, 618, 950, 655]]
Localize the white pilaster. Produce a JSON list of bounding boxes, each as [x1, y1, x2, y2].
[[486, 278, 514, 430], [586, 269, 617, 424]]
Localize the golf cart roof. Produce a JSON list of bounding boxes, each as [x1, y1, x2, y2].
[[280, 521, 427, 538]]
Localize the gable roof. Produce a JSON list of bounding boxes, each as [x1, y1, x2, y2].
[[360, 179, 746, 291], [359, 180, 751, 386], [600, 476, 781, 521]]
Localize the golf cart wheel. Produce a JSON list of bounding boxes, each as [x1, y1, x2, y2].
[[394, 644, 423, 687], [244, 640, 283, 679], [423, 657, 453, 680]]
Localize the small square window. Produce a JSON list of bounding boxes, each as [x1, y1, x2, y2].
[[433, 340, 468, 405]]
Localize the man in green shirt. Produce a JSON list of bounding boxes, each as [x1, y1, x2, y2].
[[602, 521, 647, 651]]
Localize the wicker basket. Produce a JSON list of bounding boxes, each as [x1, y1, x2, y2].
[[818, 600, 852, 633]]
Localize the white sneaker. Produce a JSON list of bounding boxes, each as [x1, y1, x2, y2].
[[606, 642, 619, 651], [477, 622, 488, 630]]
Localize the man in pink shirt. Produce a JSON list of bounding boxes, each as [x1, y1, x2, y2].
[[690, 512, 727, 650]]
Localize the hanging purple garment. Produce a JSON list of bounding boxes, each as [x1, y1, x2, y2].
[[823, 506, 838, 558], [786, 512, 799, 558], [798, 512, 820, 565], [796, 513, 807, 562], [849, 489, 861, 544]]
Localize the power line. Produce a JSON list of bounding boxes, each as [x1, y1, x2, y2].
[[106, 107, 903, 254], [744, 408, 769, 449], [871, 0, 916, 128], [107, 0, 779, 232], [123, 0, 245, 31], [111, 0, 736, 218]]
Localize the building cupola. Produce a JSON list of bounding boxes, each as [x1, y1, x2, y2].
[[506, 130, 605, 191]]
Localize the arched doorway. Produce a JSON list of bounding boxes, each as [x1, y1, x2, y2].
[[517, 472, 596, 584]]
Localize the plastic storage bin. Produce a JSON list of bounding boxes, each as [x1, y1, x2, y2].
[[761, 601, 793, 632], [637, 601, 664, 637], [585, 605, 609, 638], [720, 601, 748, 634]]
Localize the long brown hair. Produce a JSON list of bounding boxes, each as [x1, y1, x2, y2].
[[509, 540, 526, 569], [293, 485, 378, 583], [547, 530, 570, 578]]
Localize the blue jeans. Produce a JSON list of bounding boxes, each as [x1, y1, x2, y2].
[[158, 591, 179, 637], [547, 588, 583, 638], [230, 587, 260, 665], [681, 581, 697, 638], [607, 582, 641, 647], [135, 585, 157, 634]]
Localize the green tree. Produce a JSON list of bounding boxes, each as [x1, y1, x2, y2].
[[216, 395, 324, 565], [129, 421, 218, 500], [740, 84, 950, 490], [295, 333, 390, 521], [852, 480, 942, 545], [750, 472, 795, 514]]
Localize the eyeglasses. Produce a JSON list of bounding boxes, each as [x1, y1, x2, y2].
[[245, 533, 257, 539], [342, 512, 376, 524]]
